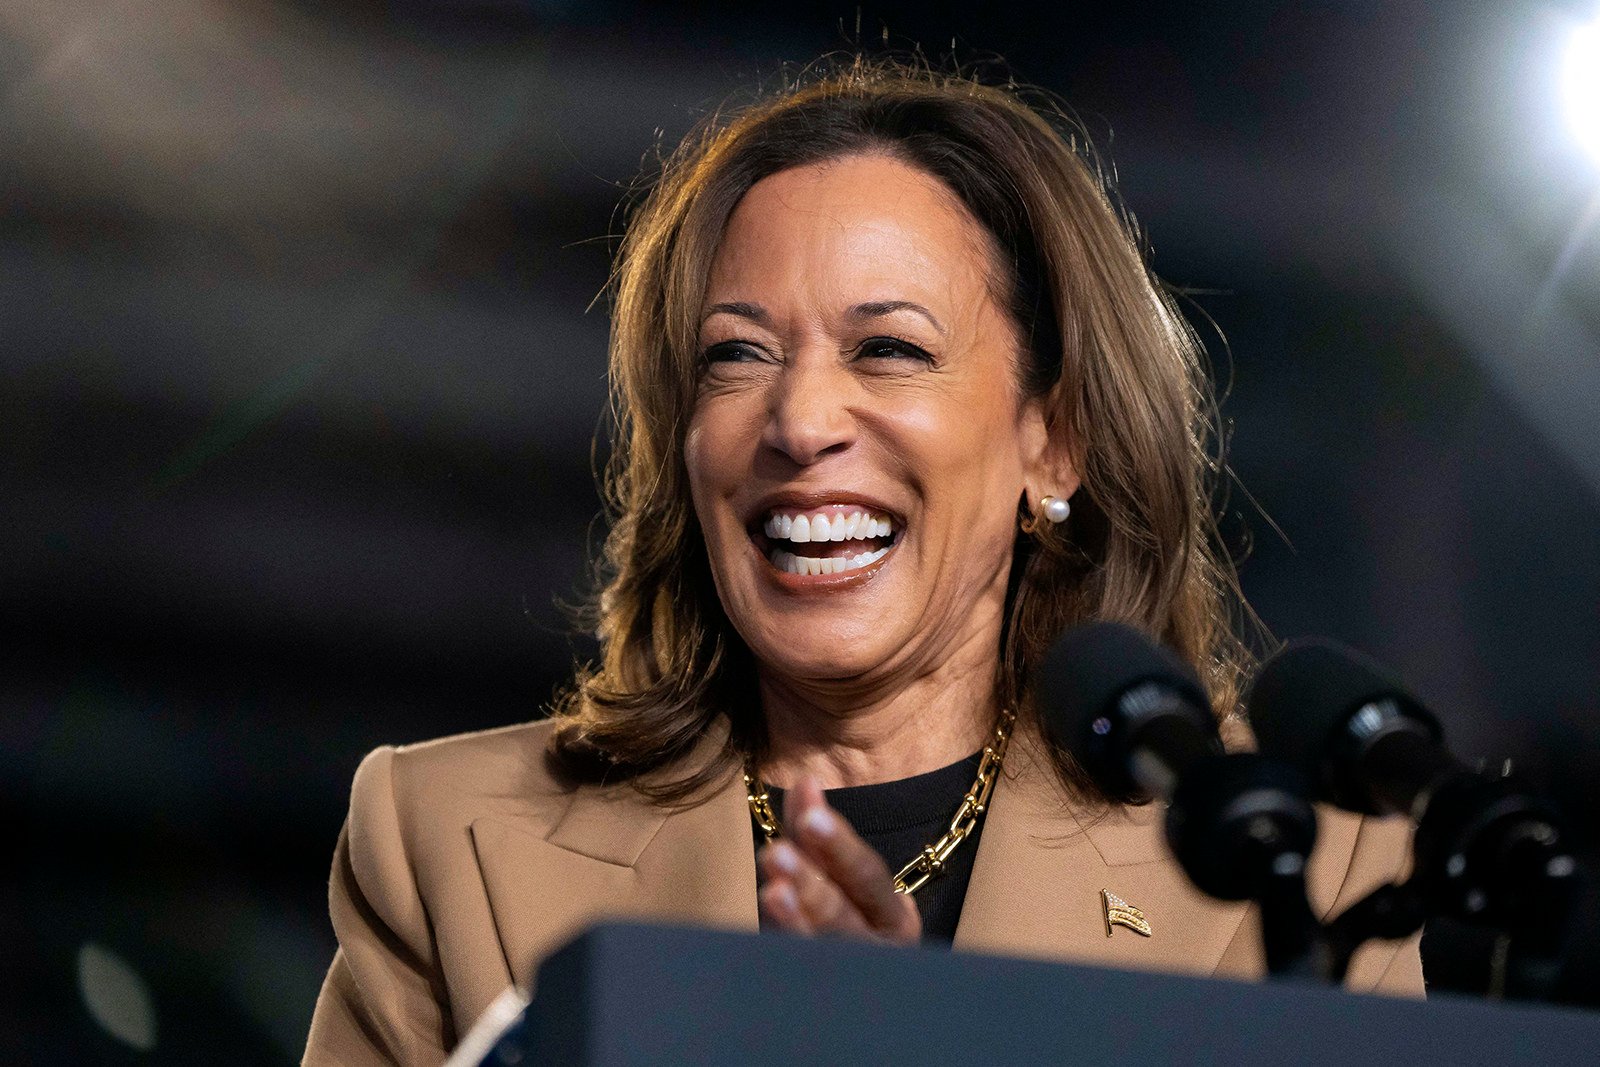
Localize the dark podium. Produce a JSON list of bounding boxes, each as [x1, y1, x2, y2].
[[468, 922, 1598, 1065]]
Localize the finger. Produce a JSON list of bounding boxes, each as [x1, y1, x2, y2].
[[756, 840, 809, 893], [761, 840, 873, 937], [758, 876, 812, 935], [786, 778, 920, 943], [783, 840, 877, 936]]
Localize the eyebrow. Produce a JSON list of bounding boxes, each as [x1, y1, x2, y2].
[[701, 300, 946, 336], [702, 301, 771, 327], [849, 300, 945, 335]]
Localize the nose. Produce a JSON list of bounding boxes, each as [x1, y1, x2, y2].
[[761, 355, 857, 466]]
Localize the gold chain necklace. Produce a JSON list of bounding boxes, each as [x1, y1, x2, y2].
[[742, 708, 1016, 896]]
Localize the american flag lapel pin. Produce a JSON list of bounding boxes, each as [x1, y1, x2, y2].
[[1102, 888, 1152, 937]]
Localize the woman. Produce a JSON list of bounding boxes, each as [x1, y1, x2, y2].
[[304, 58, 1423, 1065]]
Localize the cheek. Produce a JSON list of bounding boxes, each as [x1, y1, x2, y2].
[[683, 418, 710, 490], [683, 419, 724, 537], [894, 383, 1028, 497], [684, 398, 759, 531]]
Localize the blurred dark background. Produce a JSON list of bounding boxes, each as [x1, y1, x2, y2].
[[4, 0, 1598, 1059]]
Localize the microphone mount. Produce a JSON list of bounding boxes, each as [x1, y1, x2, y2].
[[1166, 752, 1324, 979], [1252, 642, 1586, 1001]]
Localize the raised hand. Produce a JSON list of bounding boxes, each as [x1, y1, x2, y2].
[[755, 776, 921, 944]]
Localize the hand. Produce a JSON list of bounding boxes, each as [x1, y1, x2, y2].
[[756, 776, 921, 944]]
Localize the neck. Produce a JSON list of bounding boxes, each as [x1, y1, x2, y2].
[[755, 623, 1002, 789]]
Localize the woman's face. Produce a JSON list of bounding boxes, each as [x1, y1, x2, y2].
[[686, 153, 1059, 689]]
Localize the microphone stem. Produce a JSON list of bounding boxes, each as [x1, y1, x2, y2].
[[1259, 862, 1322, 980]]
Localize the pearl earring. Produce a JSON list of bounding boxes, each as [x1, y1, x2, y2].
[[1041, 495, 1071, 524]]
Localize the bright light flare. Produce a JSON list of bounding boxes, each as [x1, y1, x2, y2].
[[1566, 19, 1600, 163]]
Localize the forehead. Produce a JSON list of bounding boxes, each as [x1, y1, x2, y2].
[[704, 154, 1000, 315]]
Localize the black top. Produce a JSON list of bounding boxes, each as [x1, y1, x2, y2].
[[756, 750, 985, 943]]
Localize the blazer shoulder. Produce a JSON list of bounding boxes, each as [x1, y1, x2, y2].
[[391, 716, 566, 795], [313, 721, 568, 1062], [348, 718, 574, 851]]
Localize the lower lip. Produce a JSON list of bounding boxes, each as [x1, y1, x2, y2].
[[749, 534, 897, 591]]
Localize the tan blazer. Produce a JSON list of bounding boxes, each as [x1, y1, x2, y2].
[[303, 717, 1425, 1065]]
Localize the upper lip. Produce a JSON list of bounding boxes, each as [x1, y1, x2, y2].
[[743, 489, 906, 530]]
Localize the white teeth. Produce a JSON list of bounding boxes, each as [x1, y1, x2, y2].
[[760, 509, 896, 545], [769, 545, 891, 576]]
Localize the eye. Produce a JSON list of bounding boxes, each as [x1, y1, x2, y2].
[[855, 336, 935, 364], [699, 340, 769, 367]]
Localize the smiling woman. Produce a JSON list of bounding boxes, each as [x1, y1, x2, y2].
[[304, 57, 1424, 1065], [557, 62, 1232, 804], [686, 153, 1057, 790]]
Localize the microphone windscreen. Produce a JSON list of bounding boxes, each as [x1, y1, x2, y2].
[[1034, 621, 1213, 752], [1248, 640, 1434, 776]]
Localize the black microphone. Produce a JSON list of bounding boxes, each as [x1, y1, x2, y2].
[[1032, 619, 1223, 805], [1036, 622, 1323, 977], [1250, 640, 1582, 995], [1248, 640, 1451, 819]]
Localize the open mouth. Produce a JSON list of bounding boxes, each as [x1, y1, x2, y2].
[[748, 506, 901, 577]]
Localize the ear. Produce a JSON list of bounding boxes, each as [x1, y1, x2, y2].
[[1019, 396, 1080, 514]]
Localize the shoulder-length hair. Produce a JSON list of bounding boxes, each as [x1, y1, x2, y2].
[[549, 56, 1259, 803]]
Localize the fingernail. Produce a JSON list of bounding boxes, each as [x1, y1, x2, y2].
[[769, 842, 800, 876], [772, 882, 798, 916], [800, 805, 836, 838]]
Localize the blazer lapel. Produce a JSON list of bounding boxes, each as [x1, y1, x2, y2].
[[471, 728, 759, 992], [954, 724, 1251, 978]]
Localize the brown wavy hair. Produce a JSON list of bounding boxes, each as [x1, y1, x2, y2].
[[549, 56, 1261, 802]]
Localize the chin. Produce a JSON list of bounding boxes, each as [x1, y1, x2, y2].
[[738, 611, 901, 683], [749, 641, 893, 683]]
